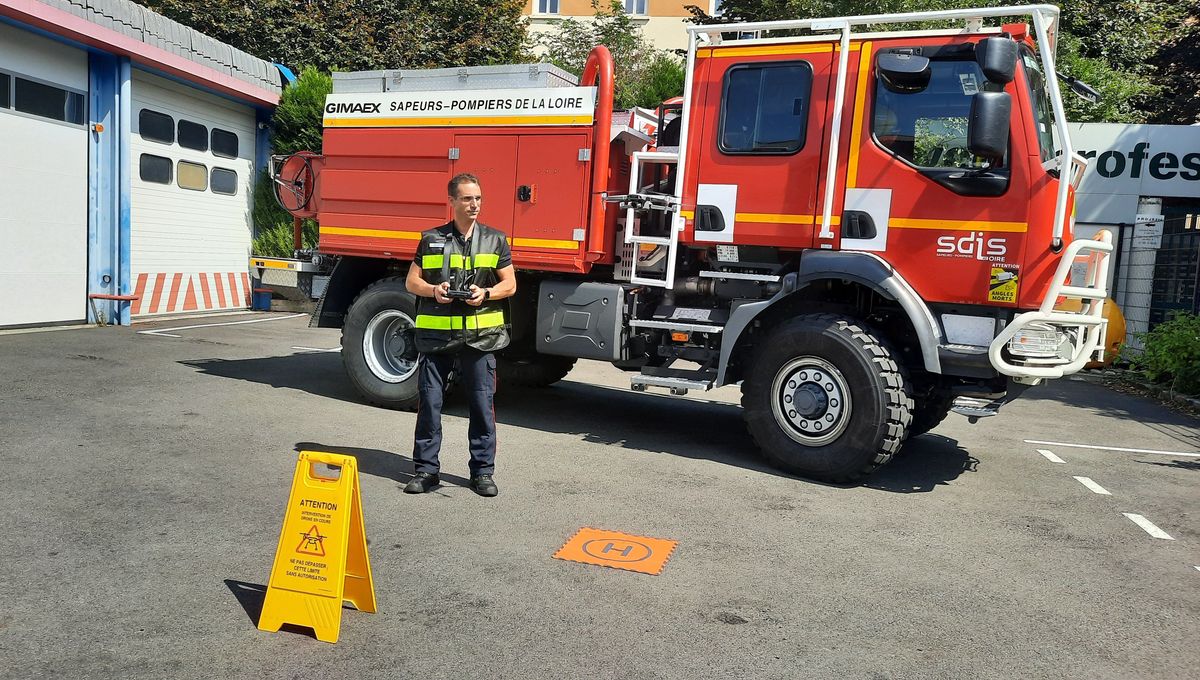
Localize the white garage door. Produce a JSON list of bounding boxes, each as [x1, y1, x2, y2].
[[129, 70, 257, 316], [0, 23, 88, 327]]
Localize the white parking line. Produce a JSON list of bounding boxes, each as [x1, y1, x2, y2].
[[1024, 440, 1200, 459], [1037, 449, 1066, 463], [1123, 513, 1174, 540], [138, 313, 306, 338], [292, 346, 341, 353], [1073, 476, 1112, 495]]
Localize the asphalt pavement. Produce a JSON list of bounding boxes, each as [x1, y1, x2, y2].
[[0, 312, 1197, 679]]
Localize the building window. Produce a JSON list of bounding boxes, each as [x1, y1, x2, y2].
[[139, 109, 174, 144], [624, 0, 647, 14], [139, 154, 173, 184], [711, 0, 723, 15], [177, 160, 208, 191], [211, 128, 239, 158], [873, 56, 999, 170], [720, 61, 812, 154], [178, 120, 209, 152], [14, 77, 85, 125], [536, 0, 560, 13], [0, 73, 10, 109], [210, 167, 238, 195]]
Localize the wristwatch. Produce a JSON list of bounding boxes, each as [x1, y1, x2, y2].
[[483, 288, 491, 301]]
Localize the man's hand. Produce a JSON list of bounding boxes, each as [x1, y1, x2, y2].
[[465, 284, 487, 307], [433, 281, 452, 304]]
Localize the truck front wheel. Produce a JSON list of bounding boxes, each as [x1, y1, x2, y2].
[[342, 277, 421, 410], [742, 314, 913, 483]]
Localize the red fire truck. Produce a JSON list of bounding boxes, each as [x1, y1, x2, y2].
[[272, 5, 1112, 482]]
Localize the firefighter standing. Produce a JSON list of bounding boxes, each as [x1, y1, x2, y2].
[[404, 173, 516, 496]]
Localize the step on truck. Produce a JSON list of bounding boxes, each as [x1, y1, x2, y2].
[[271, 4, 1113, 483]]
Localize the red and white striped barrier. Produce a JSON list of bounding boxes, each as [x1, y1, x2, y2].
[[130, 272, 251, 316]]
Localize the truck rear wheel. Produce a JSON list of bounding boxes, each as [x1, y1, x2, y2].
[[341, 277, 421, 410], [742, 314, 913, 483], [497, 353, 577, 387]]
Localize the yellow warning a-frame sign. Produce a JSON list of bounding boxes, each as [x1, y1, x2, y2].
[[258, 451, 376, 643]]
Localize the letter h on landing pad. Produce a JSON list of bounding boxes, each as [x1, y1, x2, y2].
[[259, 451, 376, 643], [601, 542, 634, 558]]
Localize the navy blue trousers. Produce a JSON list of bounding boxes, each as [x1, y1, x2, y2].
[[412, 348, 497, 476]]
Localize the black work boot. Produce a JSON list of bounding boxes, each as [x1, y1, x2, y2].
[[469, 474, 498, 497], [404, 472, 440, 494]]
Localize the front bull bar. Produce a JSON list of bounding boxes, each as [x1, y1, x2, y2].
[[989, 230, 1114, 379]]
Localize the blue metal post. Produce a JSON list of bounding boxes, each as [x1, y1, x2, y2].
[[85, 53, 133, 326], [117, 57, 132, 325], [87, 52, 118, 324]]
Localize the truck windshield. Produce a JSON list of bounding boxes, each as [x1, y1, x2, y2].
[[1020, 47, 1059, 163]]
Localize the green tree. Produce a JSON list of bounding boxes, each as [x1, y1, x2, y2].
[[685, 0, 1193, 123], [251, 68, 330, 256], [139, 0, 530, 72], [1147, 10, 1199, 124], [271, 67, 332, 156], [539, 1, 685, 109], [1126, 313, 1200, 395]]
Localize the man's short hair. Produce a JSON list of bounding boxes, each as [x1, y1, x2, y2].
[[448, 173, 480, 198]]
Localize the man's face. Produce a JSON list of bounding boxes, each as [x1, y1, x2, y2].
[[450, 182, 482, 223]]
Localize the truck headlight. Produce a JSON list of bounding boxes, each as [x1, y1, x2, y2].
[[1008, 323, 1063, 357]]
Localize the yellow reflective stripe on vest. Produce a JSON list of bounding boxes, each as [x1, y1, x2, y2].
[[421, 254, 470, 269], [472, 253, 500, 268], [415, 311, 504, 331], [465, 311, 505, 329], [415, 314, 453, 330], [422, 253, 501, 270]]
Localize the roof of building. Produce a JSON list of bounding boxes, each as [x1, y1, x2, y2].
[[2, 0, 282, 105]]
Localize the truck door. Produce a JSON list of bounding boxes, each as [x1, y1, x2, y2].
[[689, 45, 836, 248], [451, 133, 588, 268], [453, 135, 517, 236], [513, 134, 589, 258], [850, 40, 1033, 307]]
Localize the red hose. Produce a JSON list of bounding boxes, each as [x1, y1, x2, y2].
[[581, 46, 614, 262]]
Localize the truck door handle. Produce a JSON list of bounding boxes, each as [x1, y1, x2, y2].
[[842, 210, 877, 239], [695, 204, 725, 232]]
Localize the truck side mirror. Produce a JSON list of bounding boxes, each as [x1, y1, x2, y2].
[[967, 91, 1011, 163], [975, 37, 1018, 84], [1059, 73, 1102, 103], [876, 52, 931, 93]]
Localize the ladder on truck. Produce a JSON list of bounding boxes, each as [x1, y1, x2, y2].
[[616, 5, 1077, 396]]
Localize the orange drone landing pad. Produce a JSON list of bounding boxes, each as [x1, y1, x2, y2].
[[553, 528, 678, 576]]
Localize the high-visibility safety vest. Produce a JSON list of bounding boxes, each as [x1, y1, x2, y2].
[[413, 221, 512, 354]]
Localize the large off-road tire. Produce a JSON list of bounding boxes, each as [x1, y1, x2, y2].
[[742, 314, 914, 483], [497, 353, 577, 387], [908, 376, 955, 438], [341, 277, 422, 410]]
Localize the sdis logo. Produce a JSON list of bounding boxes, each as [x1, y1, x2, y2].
[[936, 232, 1008, 262]]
